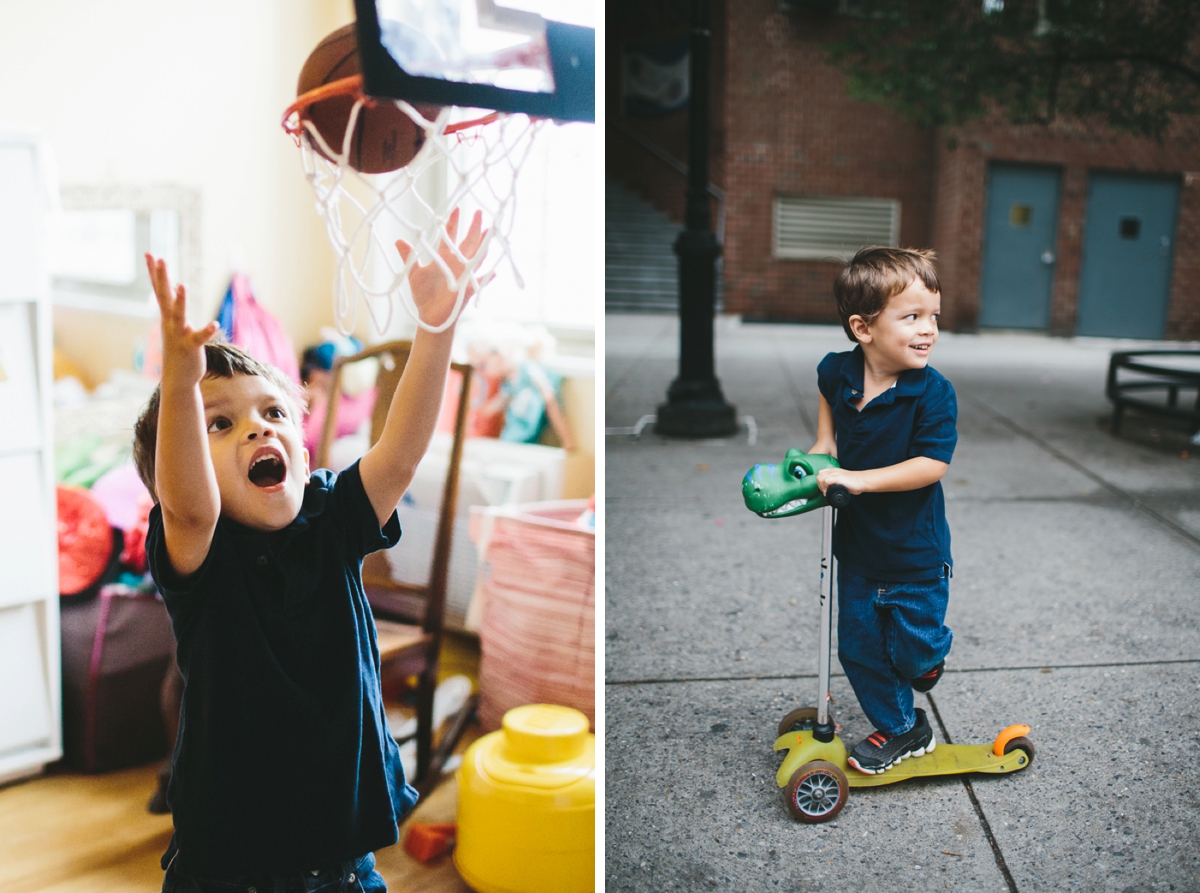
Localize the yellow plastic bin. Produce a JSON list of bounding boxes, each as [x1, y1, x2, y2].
[[455, 704, 595, 893]]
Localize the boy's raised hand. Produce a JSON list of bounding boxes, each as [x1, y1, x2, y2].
[[145, 254, 222, 576], [395, 208, 488, 329], [147, 254, 219, 386]]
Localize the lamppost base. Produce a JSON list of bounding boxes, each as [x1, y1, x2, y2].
[[655, 392, 738, 438]]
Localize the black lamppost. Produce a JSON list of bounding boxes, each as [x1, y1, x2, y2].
[[655, 0, 737, 438]]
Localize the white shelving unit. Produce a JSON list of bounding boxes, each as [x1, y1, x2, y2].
[[0, 127, 61, 784]]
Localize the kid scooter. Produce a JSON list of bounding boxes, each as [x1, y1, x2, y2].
[[742, 449, 1034, 823]]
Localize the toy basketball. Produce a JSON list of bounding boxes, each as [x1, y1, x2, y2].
[[296, 24, 435, 174]]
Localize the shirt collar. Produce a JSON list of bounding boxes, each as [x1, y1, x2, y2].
[[218, 470, 333, 543], [841, 345, 929, 399], [291, 469, 333, 530]]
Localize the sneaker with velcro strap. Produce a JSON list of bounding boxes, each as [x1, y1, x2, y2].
[[846, 707, 936, 775]]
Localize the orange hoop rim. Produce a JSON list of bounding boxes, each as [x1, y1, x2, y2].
[[282, 74, 504, 140]]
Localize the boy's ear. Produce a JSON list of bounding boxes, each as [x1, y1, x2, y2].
[[848, 314, 873, 343], [302, 447, 310, 477]]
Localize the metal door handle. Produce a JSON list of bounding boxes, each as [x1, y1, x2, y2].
[[1040, 250, 1055, 265]]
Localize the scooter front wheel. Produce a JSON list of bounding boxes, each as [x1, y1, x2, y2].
[[1003, 736, 1036, 766], [777, 707, 820, 737], [785, 760, 848, 823]]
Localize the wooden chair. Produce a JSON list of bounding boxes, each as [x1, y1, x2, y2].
[[316, 341, 476, 795]]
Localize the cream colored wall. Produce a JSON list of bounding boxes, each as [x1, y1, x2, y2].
[[0, 1, 355, 383]]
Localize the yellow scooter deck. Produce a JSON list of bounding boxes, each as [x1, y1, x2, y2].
[[774, 730, 1031, 789], [842, 740, 1029, 787]]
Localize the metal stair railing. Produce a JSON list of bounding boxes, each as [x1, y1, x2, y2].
[[607, 119, 725, 246]]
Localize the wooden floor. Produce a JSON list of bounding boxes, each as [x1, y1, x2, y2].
[[0, 758, 476, 893]]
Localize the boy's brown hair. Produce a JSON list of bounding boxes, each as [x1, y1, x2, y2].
[[133, 342, 307, 503], [833, 246, 941, 342]]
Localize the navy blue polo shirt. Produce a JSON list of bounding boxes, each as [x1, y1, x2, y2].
[[817, 347, 957, 581], [146, 460, 418, 882]]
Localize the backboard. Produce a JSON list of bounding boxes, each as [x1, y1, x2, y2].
[[354, 0, 594, 122]]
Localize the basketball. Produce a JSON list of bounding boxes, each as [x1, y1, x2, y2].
[[296, 24, 435, 174]]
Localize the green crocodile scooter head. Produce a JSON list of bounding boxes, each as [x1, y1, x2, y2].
[[742, 449, 840, 518]]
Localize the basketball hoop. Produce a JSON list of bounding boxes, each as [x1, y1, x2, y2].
[[283, 74, 544, 336]]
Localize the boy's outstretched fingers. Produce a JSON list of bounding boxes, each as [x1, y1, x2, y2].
[[190, 319, 221, 346], [146, 252, 220, 349], [146, 254, 188, 318], [393, 209, 491, 328], [451, 210, 483, 259], [146, 253, 173, 306], [444, 207, 460, 242]]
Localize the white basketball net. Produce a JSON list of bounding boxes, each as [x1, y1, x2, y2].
[[286, 97, 544, 336]]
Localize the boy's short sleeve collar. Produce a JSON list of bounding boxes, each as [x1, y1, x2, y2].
[[837, 348, 927, 401], [823, 347, 928, 404], [288, 468, 334, 532], [827, 346, 866, 403], [894, 366, 929, 397], [843, 346, 865, 391], [213, 469, 335, 545]]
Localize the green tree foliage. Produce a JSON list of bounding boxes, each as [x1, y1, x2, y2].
[[817, 0, 1200, 138]]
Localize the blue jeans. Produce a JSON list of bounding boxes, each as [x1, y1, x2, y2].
[[162, 852, 385, 893], [837, 564, 953, 736]]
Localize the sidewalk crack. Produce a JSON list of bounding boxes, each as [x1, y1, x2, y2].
[[926, 693, 1021, 893]]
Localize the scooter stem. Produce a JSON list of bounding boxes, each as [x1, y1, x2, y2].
[[814, 503, 837, 743]]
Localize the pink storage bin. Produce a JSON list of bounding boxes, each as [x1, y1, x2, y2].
[[469, 500, 595, 731]]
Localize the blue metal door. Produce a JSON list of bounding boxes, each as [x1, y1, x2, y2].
[[1077, 174, 1178, 339], [979, 165, 1061, 329]]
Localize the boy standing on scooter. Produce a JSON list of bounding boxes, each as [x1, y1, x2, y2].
[[809, 246, 957, 775]]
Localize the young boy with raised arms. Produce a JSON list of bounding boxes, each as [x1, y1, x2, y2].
[[809, 246, 957, 775], [134, 210, 484, 891]]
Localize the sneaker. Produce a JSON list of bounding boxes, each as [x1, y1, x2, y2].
[[911, 660, 945, 693], [846, 708, 936, 775]]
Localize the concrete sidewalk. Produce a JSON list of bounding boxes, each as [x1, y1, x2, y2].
[[604, 313, 1200, 893]]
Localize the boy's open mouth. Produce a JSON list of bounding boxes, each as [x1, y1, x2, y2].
[[248, 450, 287, 488]]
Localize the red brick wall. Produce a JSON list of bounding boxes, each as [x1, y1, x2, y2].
[[1173, 174, 1200, 339], [929, 140, 975, 332], [719, 4, 936, 322], [929, 140, 993, 333]]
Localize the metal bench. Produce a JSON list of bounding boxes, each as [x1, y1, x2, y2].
[[1106, 350, 1200, 436]]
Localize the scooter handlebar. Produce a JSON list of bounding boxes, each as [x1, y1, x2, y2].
[[826, 483, 852, 509]]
